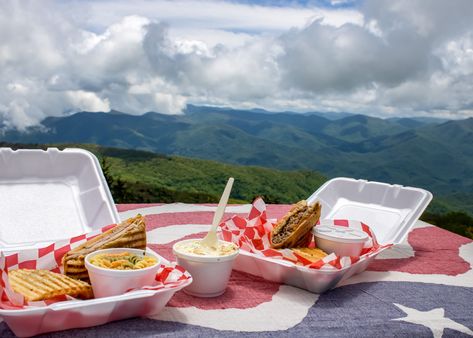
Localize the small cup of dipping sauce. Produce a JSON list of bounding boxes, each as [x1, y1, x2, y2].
[[312, 223, 368, 257], [173, 239, 239, 297]]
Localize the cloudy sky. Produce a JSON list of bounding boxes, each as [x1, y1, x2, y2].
[[1, 0, 472, 129]]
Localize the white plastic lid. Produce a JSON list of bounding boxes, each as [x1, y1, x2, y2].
[[313, 224, 368, 243]]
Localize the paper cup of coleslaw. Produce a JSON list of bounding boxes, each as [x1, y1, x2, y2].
[[85, 248, 160, 298], [173, 239, 239, 297]]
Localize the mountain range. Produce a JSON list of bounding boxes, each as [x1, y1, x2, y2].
[[2, 105, 472, 214]]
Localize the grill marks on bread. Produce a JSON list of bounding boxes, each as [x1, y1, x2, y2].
[[8, 269, 93, 301]]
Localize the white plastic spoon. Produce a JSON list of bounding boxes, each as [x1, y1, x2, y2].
[[200, 177, 234, 249]]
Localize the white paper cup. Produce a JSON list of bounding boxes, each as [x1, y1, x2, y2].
[[172, 239, 239, 297], [85, 248, 160, 298]]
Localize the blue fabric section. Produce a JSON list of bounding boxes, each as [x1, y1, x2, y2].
[[1, 282, 472, 337]]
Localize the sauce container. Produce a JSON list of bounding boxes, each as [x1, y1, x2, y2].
[[312, 223, 368, 257]]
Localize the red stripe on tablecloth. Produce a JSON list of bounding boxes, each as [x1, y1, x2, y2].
[[117, 204, 292, 222], [168, 270, 280, 310], [118, 204, 293, 241], [116, 204, 164, 212], [148, 230, 281, 310], [144, 212, 246, 231], [368, 226, 472, 275]]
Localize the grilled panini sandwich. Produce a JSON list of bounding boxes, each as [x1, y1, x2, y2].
[[8, 269, 93, 301], [270, 200, 321, 249], [62, 214, 146, 282]]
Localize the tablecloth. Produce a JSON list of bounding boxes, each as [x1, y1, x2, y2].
[[1, 203, 472, 337]]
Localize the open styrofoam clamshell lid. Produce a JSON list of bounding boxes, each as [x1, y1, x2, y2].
[[0, 148, 120, 254], [307, 177, 433, 245]]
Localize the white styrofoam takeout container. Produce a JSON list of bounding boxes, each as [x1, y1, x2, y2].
[[233, 177, 433, 293], [0, 252, 189, 337], [0, 148, 191, 337]]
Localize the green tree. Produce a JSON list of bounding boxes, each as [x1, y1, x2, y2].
[[421, 211, 473, 239], [100, 156, 130, 203]]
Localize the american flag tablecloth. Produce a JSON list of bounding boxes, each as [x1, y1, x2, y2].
[[1, 203, 472, 337]]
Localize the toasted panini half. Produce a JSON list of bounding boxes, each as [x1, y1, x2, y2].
[[291, 247, 327, 263], [270, 200, 321, 249], [62, 214, 146, 282], [8, 269, 93, 301]]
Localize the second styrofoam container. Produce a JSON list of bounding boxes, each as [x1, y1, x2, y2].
[[232, 177, 432, 293]]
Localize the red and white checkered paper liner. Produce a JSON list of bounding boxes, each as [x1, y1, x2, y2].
[[219, 198, 392, 270], [0, 222, 191, 310]]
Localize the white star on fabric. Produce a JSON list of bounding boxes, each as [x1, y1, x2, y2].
[[393, 303, 473, 338]]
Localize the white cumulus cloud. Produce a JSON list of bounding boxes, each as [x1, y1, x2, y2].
[[0, 0, 473, 129]]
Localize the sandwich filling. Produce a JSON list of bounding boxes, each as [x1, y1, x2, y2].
[[270, 200, 321, 249], [272, 203, 308, 244]]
